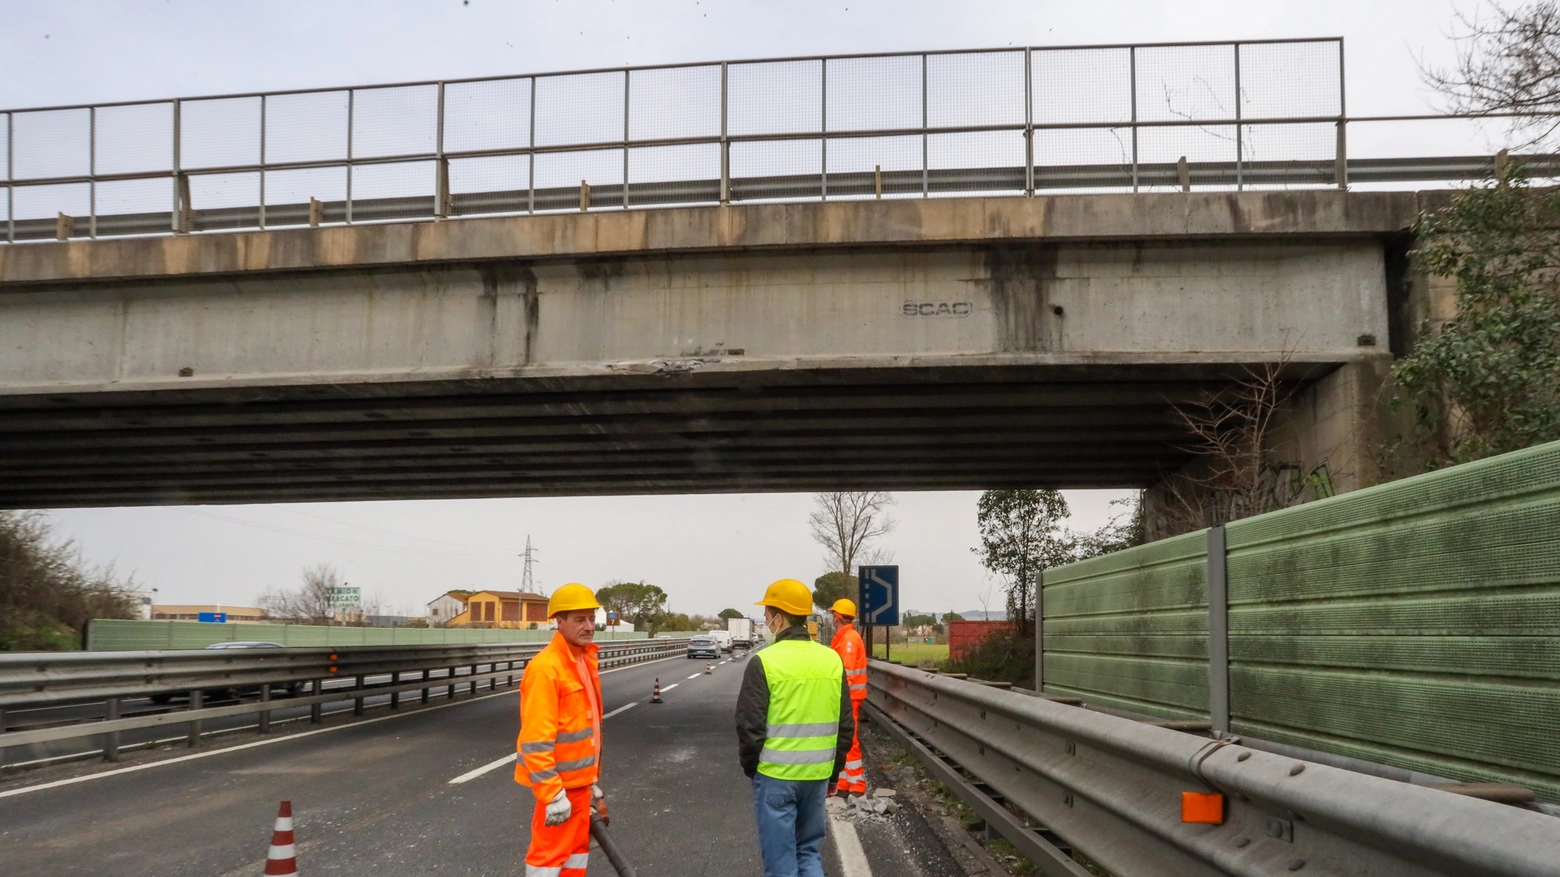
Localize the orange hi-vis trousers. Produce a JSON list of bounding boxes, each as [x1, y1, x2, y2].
[[838, 700, 866, 795], [526, 785, 592, 877]]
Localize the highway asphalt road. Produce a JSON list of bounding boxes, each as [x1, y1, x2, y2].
[[0, 647, 960, 876]]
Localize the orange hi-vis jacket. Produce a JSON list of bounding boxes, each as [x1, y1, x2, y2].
[[831, 621, 868, 703], [516, 632, 602, 803]]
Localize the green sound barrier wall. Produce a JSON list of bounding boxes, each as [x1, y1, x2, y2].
[[1041, 439, 1560, 803]]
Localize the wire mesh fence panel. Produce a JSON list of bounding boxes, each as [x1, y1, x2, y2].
[[265, 90, 349, 166], [444, 77, 531, 154], [449, 154, 530, 215], [263, 166, 347, 225], [628, 64, 721, 142], [189, 171, 260, 231], [352, 84, 439, 160], [95, 178, 172, 236], [927, 131, 1025, 195], [727, 60, 823, 137], [627, 143, 721, 206], [1134, 44, 1237, 124], [350, 160, 436, 222], [1137, 124, 1239, 190], [729, 138, 822, 202], [926, 50, 1025, 130], [180, 97, 261, 170], [13, 183, 89, 239], [533, 148, 623, 210], [12, 108, 91, 181], [95, 102, 174, 176], [1033, 128, 1136, 193], [535, 71, 625, 148], [1032, 47, 1133, 126], [1240, 122, 1337, 189], [824, 135, 922, 198], [1238, 40, 1342, 120], [825, 54, 922, 134]]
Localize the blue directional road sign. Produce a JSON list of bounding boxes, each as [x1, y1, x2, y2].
[[197, 612, 227, 623], [858, 566, 900, 626]]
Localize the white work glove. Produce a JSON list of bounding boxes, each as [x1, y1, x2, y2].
[[543, 789, 572, 826], [592, 784, 604, 803]]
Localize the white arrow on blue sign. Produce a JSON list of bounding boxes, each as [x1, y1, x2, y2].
[[858, 565, 899, 626]]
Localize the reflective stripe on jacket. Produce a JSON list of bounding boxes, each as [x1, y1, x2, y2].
[[756, 638, 845, 781], [516, 632, 602, 802], [830, 622, 868, 702]]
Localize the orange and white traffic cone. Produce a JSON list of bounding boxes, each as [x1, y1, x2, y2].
[[651, 678, 662, 703], [264, 800, 298, 876], [705, 661, 712, 674]]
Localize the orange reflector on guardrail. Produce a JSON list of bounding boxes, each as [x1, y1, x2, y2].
[[1181, 791, 1224, 824]]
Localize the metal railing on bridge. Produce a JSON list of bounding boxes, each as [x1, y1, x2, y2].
[[4, 38, 1554, 244]]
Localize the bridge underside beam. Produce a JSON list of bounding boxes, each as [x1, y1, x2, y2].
[[0, 363, 1324, 508]]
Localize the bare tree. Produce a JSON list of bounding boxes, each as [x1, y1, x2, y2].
[[1151, 360, 1334, 540], [257, 563, 342, 625], [808, 492, 897, 578], [1422, 2, 1560, 149]]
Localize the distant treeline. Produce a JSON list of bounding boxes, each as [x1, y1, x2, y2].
[[0, 511, 138, 651]]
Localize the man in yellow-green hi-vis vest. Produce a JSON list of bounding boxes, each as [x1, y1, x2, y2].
[[735, 579, 855, 877]]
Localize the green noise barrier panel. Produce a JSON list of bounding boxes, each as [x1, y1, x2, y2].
[[1040, 439, 1560, 803], [85, 619, 652, 651]]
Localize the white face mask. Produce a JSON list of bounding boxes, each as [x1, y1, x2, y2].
[[764, 611, 784, 635]]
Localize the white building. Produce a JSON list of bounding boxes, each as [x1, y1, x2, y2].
[[426, 592, 469, 626]]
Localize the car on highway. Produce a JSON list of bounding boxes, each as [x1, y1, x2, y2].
[[149, 641, 303, 703], [686, 634, 722, 659]]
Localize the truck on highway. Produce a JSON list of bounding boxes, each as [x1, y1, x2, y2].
[[728, 616, 755, 649]]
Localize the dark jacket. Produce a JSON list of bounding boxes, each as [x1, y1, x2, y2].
[[734, 624, 856, 780]]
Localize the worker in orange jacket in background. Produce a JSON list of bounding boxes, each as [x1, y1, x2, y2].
[[830, 598, 869, 797], [517, 583, 606, 877]]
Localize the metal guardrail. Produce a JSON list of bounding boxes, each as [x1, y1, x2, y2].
[[0, 638, 689, 763], [868, 660, 1560, 877]]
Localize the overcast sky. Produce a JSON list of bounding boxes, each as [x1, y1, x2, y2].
[[2, 1, 1502, 618]]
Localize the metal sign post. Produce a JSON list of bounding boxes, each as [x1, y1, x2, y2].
[[859, 565, 899, 662]]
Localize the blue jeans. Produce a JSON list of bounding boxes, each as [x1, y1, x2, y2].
[[750, 773, 829, 877]]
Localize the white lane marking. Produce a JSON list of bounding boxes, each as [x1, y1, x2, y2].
[[688, 673, 703, 679], [660, 683, 679, 692], [0, 651, 688, 799], [448, 752, 518, 784], [602, 702, 638, 720], [830, 813, 873, 877]]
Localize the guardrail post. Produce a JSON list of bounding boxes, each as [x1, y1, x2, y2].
[[390, 672, 400, 710], [104, 696, 121, 762], [310, 679, 323, 724], [1208, 524, 1230, 736], [259, 683, 272, 734], [447, 666, 456, 700], [488, 663, 496, 691], [468, 664, 478, 696], [353, 674, 365, 716], [422, 669, 431, 704], [187, 689, 203, 747]]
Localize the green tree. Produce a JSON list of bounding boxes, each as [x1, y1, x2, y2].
[[974, 489, 1071, 637], [1393, 166, 1560, 466], [0, 511, 138, 651], [717, 607, 744, 620], [1070, 493, 1147, 561], [811, 571, 858, 612], [941, 611, 964, 623], [594, 580, 668, 627], [902, 613, 935, 627]]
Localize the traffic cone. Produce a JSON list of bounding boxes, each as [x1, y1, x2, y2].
[[651, 678, 662, 703], [264, 800, 297, 876], [705, 661, 712, 674]]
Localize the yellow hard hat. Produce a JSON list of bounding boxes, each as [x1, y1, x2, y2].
[[756, 578, 813, 617], [548, 583, 600, 618], [831, 598, 857, 618]]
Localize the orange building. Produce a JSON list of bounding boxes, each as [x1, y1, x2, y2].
[[449, 590, 551, 627]]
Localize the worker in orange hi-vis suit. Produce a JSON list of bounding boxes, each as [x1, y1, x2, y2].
[[829, 598, 869, 798], [517, 583, 605, 877]]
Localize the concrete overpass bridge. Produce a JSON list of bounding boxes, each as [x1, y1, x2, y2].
[[0, 40, 1492, 508], [0, 190, 1410, 507]]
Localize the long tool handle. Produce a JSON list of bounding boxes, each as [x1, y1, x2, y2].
[[589, 813, 638, 877]]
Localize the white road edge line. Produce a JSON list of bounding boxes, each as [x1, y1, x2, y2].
[[449, 753, 517, 784], [830, 813, 874, 877], [0, 651, 688, 800]]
